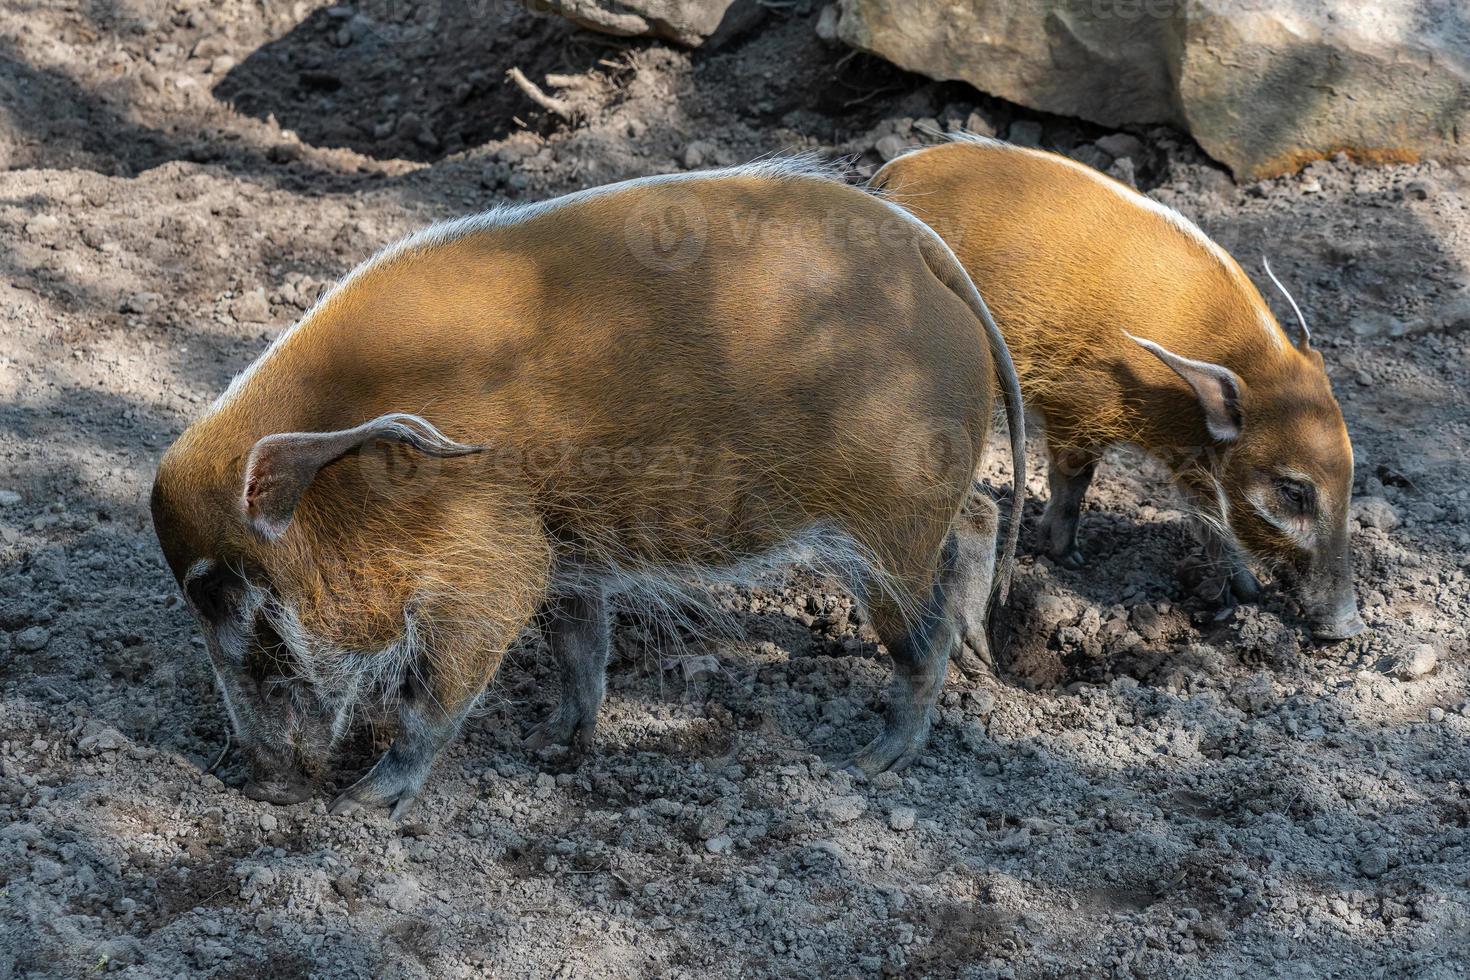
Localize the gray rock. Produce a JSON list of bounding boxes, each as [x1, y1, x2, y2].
[[815, 3, 839, 41], [231, 288, 271, 324], [963, 111, 994, 138], [682, 140, 717, 168], [1227, 673, 1273, 715], [1033, 594, 1077, 632], [120, 292, 162, 315], [874, 134, 910, 161], [1359, 847, 1389, 878], [1007, 120, 1043, 147], [77, 722, 126, 755], [1393, 644, 1438, 680], [1348, 312, 1406, 338], [1107, 156, 1138, 188], [704, 834, 733, 854], [96, 936, 144, 969], [372, 873, 423, 912], [32, 857, 64, 883], [13, 626, 51, 652], [888, 806, 916, 831], [0, 490, 19, 507], [534, 0, 763, 47], [24, 214, 60, 238], [1403, 178, 1435, 200], [649, 798, 683, 818], [820, 795, 867, 824], [1095, 132, 1144, 162], [1352, 496, 1399, 531], [835, 0, 1470, 178], [1070, 144, 1113, 172]]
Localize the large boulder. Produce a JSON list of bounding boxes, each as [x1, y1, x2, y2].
[[530, 0, 762, 47], [834, 0, 1470, 179]]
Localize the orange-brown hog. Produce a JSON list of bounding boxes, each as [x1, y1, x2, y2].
[[150, 161, 1026, 817], [875, 136, 1363, 641]]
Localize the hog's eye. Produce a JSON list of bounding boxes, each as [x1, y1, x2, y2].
[[1274, 477, 1316, 515], [185, 563, 237, 623]]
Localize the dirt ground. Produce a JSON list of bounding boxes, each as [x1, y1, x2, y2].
[[2, 2, 1468, 978]]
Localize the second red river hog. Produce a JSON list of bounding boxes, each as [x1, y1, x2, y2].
[[149, 160, 1026, 817], [874, 136, 1364, 641]]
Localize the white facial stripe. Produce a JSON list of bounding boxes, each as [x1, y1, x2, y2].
[[1246, 487, 1313, 547]]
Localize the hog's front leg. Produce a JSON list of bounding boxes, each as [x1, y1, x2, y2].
[[1038, 445, 1101, 569], [330, 639, 500, 820], [1202, 523, 1262, 613], [329, 692, 473, 821]]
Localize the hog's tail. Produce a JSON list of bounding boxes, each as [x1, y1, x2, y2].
[[915, 230, 1027, 605]]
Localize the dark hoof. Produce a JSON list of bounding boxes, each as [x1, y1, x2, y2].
[[1051, 548, 1086, 570], [949, 638, 993, 681], [329, 783, 420, 822], [1311, 614, 1367, 643], [837, 732, 926, 776], [522, 707, 595, 754], [328, 762, 427, 821], [242, 778, 313, 806], [1231, 569, 1263, 603]]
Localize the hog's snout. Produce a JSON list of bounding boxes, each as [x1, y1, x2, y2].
[[1298, 567, 1365, 642], [1293, 534, 1364, 642]]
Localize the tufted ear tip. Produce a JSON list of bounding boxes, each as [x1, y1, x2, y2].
[[1261, 256, 1312, 351]]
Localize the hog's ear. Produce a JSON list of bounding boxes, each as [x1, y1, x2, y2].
[[242, 413, 483, 540], [1125, 333, 1245, 442]]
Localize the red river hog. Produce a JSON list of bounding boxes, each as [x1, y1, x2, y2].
[[150, 160, 1026, 817], [875, 136, 1363, 641]]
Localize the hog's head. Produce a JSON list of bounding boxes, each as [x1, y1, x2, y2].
[[1126, 276, 1364, 641], [151, 412, 483, 801]]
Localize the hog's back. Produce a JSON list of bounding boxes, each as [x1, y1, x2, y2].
[[245, 173, 993, 569], [875, 140, 1269, 450]]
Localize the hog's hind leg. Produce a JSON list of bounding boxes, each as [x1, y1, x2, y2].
[[841, 539, 960, 775], [523, 586, 611, 753], [948, 492, 1000, 680]]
